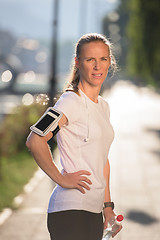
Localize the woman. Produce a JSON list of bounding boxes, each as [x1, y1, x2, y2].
[[26, 33, 122, 240]]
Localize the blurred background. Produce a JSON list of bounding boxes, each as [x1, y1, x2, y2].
[[0, 0, 160, 239]]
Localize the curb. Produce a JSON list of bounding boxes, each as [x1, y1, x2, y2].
[[0, 208, 12, 226], [0, 168, 45, 226]]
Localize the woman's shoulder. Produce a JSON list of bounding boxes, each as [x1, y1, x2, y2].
[[99, 95, 110, 117], [99, 95, 109, 108], [60, 90, 80, 100], [54, 90, 81, 108], [53, 90, 81, 123]]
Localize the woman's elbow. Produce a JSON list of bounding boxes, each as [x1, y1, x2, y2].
[[26, 131, 51, 150], [26, 138, 31, 149], [26, 137, 32, 150], [26, 132, 37, 150]]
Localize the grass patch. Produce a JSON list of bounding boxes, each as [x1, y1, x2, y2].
[[0, 150, 37, 212]]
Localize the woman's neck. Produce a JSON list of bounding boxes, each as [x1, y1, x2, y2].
[[78, 81, 101, 103]]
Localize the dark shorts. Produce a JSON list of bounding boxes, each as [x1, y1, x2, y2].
[[47, 210, 103, 240]]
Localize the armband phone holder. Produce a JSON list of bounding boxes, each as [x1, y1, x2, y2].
[[30, 107, 62, 136]]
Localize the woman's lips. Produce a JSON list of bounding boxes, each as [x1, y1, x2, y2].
[[92, 73, 102, 78]]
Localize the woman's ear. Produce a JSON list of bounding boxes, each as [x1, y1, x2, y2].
[[75, 57, 79, 68]]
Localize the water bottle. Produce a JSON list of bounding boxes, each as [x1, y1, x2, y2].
[[102, 214, 123, 240]]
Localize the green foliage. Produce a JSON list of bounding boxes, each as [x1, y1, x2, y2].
[[103, 0, 160, 87], [0, 103, 56, 211], [0, 103, 46, 159], [0, 151, 37, 211], [102, 0, 130, 76], [126, 0, 160, 86]]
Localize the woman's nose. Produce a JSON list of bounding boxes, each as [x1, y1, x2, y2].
[[94, 60, 100, 70]]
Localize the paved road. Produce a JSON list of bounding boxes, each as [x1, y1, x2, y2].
[[106, 81, 160, 240], [0, 80, 160, 240]]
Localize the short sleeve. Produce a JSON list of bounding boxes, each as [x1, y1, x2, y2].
[[54, 91, 80, 124], [99, 96, 110, 119]]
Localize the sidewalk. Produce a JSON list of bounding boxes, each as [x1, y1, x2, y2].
[[105, 81, 160, 240], [0, 81, 160, 240], [0, 170, 53, 240]]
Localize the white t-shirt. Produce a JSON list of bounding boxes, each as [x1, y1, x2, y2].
[[48, 89, 114, 213]]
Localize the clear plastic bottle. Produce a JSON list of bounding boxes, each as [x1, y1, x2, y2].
[[102, 215, 123, 240]]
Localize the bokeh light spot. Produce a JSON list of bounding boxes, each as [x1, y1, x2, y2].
[[35, 51, 47, 63], [24, 71, 36, 82], [22, 93, 34, 105], [1, 70, 13, 82], [36, 94, 49, 105]]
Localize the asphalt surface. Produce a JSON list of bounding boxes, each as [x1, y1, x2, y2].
[[0, 80, 160, 240], [107, 81, 160, 240]]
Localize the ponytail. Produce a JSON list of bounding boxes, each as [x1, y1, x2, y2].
[[64, 62, 80, 95]]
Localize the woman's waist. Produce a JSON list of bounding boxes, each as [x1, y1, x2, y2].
[[52, 180, 105, 202]]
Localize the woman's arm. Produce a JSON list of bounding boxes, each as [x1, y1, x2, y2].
[[103, 159, 122, 237], [26, 114, 92, 194], [103, 159, 115, 227], [103, 159, 111, 203]]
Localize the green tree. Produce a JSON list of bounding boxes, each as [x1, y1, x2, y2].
[[102, 0, 130, 72], [127, 0, 160, 86], [0, 104, 47, 179]]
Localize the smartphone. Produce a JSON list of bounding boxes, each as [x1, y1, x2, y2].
[[30, 107, 62, 136]]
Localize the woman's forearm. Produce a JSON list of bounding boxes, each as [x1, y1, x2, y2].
[[103, 159, 111, 202]]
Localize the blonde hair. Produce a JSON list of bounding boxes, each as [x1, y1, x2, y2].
[[64, 33, 117, 94]]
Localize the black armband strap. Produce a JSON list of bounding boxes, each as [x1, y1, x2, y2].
[[52, 125, 60, 135]]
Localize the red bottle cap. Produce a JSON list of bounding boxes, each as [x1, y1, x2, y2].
[[116, 215, 124, 222]]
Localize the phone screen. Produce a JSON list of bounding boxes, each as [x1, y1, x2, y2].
[[35, 114, 55, 132]]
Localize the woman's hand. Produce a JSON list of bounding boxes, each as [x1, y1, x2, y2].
[[60, 170, 92, 194], [103, 207, 115, 230], [103, 208, 122, 238]]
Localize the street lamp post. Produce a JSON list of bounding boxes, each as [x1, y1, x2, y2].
[[49, 0, 59, 107], [48, 0, 59, 152]]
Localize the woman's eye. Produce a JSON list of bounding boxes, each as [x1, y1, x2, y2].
[[86, 58, 94, 62], [102, 57, 108, 61]]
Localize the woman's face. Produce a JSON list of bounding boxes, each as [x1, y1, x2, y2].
[[76, 41, 111, 88]]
